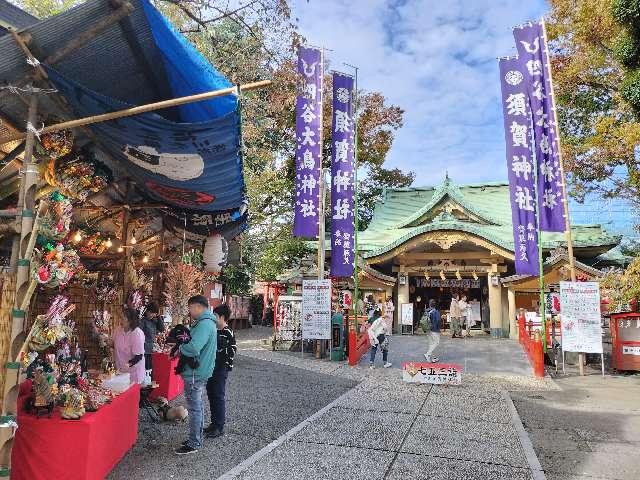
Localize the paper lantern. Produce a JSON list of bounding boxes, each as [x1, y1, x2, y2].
[[203, 234, 228, 274]]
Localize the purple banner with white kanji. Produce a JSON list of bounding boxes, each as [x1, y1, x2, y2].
[[499, 57, 539, 276], [293, 46, 323, 237], [514, 22, 565, 232], [330, 73, 355, 277]]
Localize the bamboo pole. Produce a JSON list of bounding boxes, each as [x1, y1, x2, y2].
[[541, 18, 582, 373], [0, 80, 272, 145]]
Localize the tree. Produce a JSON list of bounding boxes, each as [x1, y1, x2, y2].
[[547, 0, 640, 214], [358, 166, 415, 229]]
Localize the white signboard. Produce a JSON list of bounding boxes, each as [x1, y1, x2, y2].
[[302, 280, 331, 339], [400, 303, 414, 326], [402, 362, 462, 385], [559, 281, 603, 354], [623, 345, 640, 356]]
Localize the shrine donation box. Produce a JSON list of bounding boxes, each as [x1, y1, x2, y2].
[[610, 312, 640, 371]]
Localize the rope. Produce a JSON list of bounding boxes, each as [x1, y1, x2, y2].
[[26, 56, 40, 67], [0, 84, 57, 95], [26, 121, 44, 140]]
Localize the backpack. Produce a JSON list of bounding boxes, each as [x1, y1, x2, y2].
[[420, 309, 434, 333]]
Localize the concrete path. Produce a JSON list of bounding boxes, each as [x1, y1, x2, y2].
[[363, 332, 534, 377], [512, 373, 640, 480]]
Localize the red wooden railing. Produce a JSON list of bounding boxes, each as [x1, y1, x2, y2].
[[518, 313, 545, 377], [348, 317, 370, 366]]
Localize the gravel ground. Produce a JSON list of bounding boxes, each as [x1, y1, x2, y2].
[[108, 354, 356, 480]]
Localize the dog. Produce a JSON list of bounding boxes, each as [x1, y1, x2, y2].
[[166, 324, 199, 375], [154, 396, 188, 422]]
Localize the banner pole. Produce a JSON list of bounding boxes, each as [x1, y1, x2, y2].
[[541, 17, 582, 372]]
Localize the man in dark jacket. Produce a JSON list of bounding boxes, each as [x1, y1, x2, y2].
[[140, 302, 165, 373], [423, 299, 441, 363], [205, 304, 237, 439]]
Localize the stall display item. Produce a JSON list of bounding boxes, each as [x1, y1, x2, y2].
[[28, 296, 76, 351], [59, 387, 85, 420], [43, 153, 109, 202], [37, 127, 74, 159], [30, 369, 55, 418], [33, 243, 82, 289], [39, 191, 72, 241]]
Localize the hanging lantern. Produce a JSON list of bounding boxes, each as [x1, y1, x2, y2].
[[203, 234, 228, 274]]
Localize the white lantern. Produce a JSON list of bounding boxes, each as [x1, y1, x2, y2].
[[203, 234, 228, 274]]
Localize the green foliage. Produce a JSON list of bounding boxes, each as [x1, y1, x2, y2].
[[612, 0, 640, 24], [613, 28, 640, 66], [12, 0, 81, 18], [620, 68, 640, 111], [218, 263, 252, 296], [254, 235, 308, 281]]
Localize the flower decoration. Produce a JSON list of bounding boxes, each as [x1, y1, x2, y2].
[[33, 242, 83, 289], [39, 191, 72, 241], [29, 295, 76, 352]]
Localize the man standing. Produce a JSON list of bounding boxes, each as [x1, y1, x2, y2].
[[450, 293, 462, 338], [174, 295, 217, 455], [140, 302, 164, 380], [205, 304, 237, 439], [423, 299, 441, 362]]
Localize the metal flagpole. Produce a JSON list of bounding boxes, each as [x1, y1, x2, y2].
[[345, 63, 359, 338], [541, 17, 582, 372]]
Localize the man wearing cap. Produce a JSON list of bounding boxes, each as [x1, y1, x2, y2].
[[174, 295, 217, 455]]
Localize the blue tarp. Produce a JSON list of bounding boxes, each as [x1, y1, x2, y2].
[[44, 0, 246, 236]]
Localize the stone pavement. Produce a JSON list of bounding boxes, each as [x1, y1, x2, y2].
[[109, 327, 557, 480], [512, 373, 640, 480]]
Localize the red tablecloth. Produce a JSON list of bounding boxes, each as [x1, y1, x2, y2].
[[150, 352, 184, 401], [12, 381, 140, 480]]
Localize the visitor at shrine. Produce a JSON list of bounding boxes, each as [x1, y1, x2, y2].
[[205, 303, 237, 439], [140, 302, 165, 372], [459, 295, 470, 337], [368, 308, 392, 369], [111, 307, 145, 384], [174, 295, 217, 455], [423, 299, 441, 363], [449, 293, 462, 338]]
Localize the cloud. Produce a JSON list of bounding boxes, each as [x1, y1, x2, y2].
[[290, 0, 547, 185]]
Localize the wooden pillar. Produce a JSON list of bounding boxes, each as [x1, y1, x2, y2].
[[508, 288, 518, 340], [488, 265, 503, 338]]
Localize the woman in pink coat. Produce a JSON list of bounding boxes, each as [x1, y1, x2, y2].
[[112, 307, 145, 384]]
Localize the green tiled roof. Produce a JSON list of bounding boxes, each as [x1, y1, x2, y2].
[[359, 178, 621, 258]]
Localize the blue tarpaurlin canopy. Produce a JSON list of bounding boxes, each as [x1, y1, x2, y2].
[[44, 0, 247, 237]]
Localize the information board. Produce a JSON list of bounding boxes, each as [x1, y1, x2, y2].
[[400, 303, 414, 326], [402, 362, 462, 385], [302, 280, 331, 339], [559, 281, 603, 353]]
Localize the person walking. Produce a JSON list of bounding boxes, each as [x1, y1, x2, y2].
[[140, 302, 165, 380], [449, 293, 462, 338], [367, 309, 392, 369], [458, 295, 469, 337], [205, 304, 237, 439], [423, 299, 441, 362], [174, 295, 217, 455]]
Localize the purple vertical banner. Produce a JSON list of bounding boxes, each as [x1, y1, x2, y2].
[[514, 22, 565, 232], [330, 73, 355, 277], [499, 57, 539, 276], [293, 46, 323, 238]]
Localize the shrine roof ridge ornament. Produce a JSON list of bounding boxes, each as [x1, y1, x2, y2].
[[395, 175, 503, 228]]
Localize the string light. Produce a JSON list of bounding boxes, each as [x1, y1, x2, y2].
[[130, 233, 137, 245], [472, 271, 478, 281], [456, 269, 462, 280], [439, 270, 446, 280], [73, 231, 82, 243], [117, 246, 124, 253], [142, 254, 149, 263], [105, 238, 113, 248]]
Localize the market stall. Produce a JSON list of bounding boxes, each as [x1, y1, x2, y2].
[[0, 0, 267, 476]]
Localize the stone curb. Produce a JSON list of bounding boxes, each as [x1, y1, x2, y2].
[[501, 389, 547, 480]]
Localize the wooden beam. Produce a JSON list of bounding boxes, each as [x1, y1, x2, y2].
[[399, 252, 497, 261], [0, 80, 272, 144]]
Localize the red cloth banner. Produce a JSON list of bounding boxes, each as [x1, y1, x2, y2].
[[12, 381, 140, 480], [150, 351, 184, 401]]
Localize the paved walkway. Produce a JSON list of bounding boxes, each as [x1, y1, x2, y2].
[[512, 373, 640, 480], [363, 332, 534, 376]]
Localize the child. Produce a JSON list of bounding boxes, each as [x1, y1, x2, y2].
[[205, 304, 237, 438]]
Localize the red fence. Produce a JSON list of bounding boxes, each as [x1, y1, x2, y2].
[[348, 318, 370, 366], [518, 314, 545, 377]]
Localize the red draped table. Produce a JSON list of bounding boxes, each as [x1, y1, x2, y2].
[[12, 381, 140, 480], [150, 352, 184, 401]]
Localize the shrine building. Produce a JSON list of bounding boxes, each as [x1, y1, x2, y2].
[[350, 176, 622, 338]]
